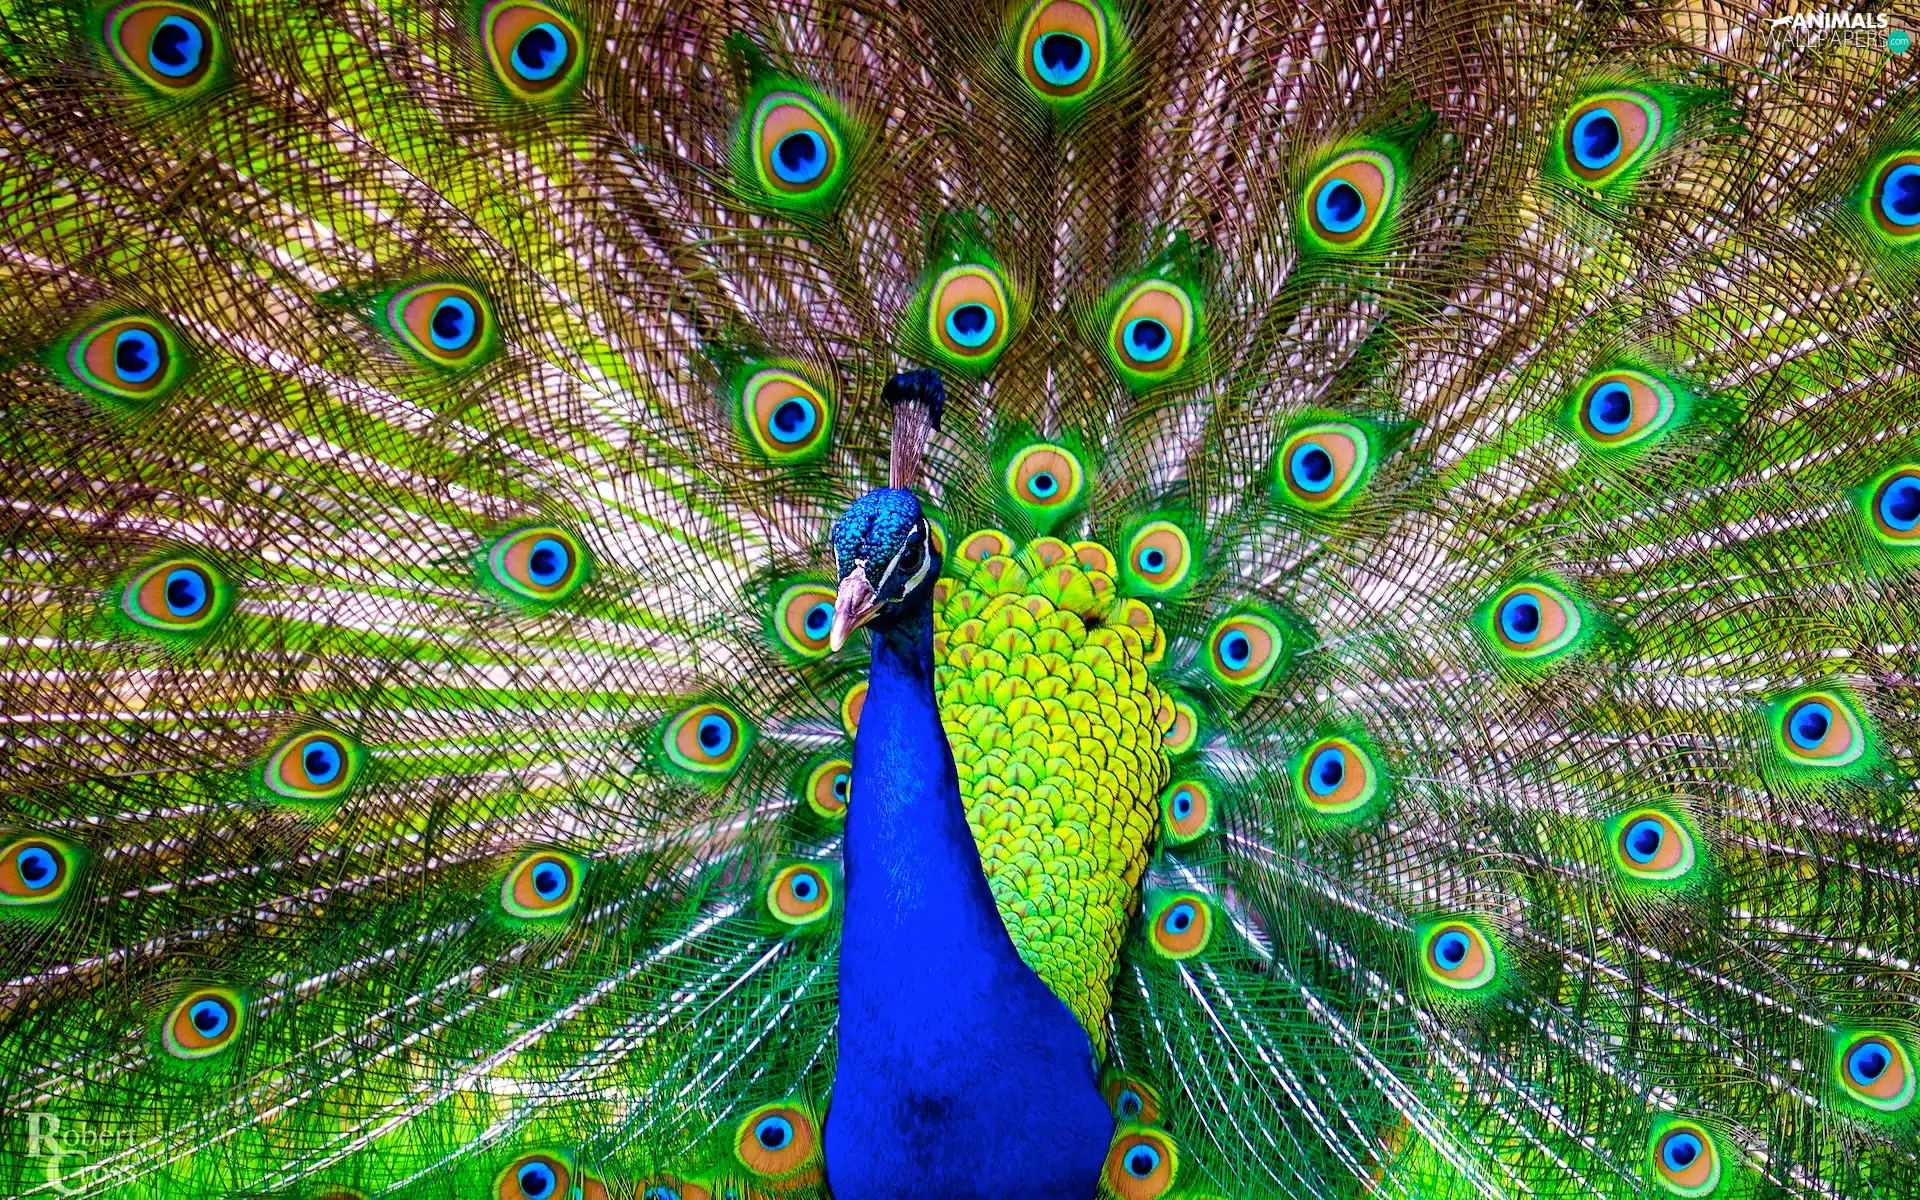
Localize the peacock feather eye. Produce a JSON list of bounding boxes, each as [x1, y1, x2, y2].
[[766, 863, 835, 927], [1865, 150, 1920, 242], [482, 526, 588, 606], [772, 583, 837, 659], [1105, 279, 1195, 387], [744, 91, 849, 210], [1122, 520, 1193, 596], [663, 702, 752, 778], [118, 555, 231, 637], [262, 730, 362, 804], [479, 2, 584, 101], [1419, 920, 1498, 992], [497, 1153, 571, 1200], [1276, 422, 1371, 511], [1480, 581, 1583, 661], [162, 988, 243, 1059], [1571, 369, 1678, 451], [1147, 893, 1212, 959], [641, 1180, 711, 1200], [1103, 1074, 1162, 1123], [734, 1102, 822, 1183], [1864, 465, 1920, 547], [1104, 1126, 1177, 1200], [1608, 809, 1698, 884], [803, 758, 851, 820], [840, 681, 867, 738], [1005, 443, 1086, 518], [58, 314, 189, 407], [1015, 0, 1111, 103], [1204, 611, 1284, 689], [1770, 689, 1866, 769], [0, 836, 79, 909], [1560, 91, 1664, 187], [384, 283, 496, 369], [1163, 698, 1199, 755], [957, 528, 1014, 564], [739, 368, 833, 463], [1160, 778, 1213, 844], [1648, 1121, 1722, 1197], [1300, 150, 1398, 251], [925, 263, 1016, 371], [1834, 1031, 1915, 1113], [1293, 736, 1380, 818], [104, 2, 221, 97], [500, 850, 584, 920]]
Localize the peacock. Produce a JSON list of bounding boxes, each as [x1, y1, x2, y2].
[[1, 0, 1918, 1196]]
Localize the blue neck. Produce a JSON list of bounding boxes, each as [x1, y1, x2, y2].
[[823, 600, 1113, 1199]]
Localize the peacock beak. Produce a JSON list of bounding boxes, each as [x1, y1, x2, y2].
[[830, 567, 881, 652]]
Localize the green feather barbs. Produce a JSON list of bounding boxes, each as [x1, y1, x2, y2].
[[479, 2, 585, 102], [500, 851, 584, 921], [53, 313, 190, 408], [0, 835, 81, 912], [102, 1, 222, 98]]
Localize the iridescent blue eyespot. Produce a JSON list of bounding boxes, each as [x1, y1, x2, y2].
[[1028, 471, 1058, 498], [1881, 163, 1920, 228], [188, 998, 230, 1038], [772, 130, 828, 185], [1570, 108, 1622, 170], [302, 740, 342, 785], [1121, 317, 1171, 363], [1499, 593, 1541, 643], [803, 602, 833, 639], [789, 872, 819, 903], [1661, 1132, 1702, 1174], [1308, 747, 1345, 796], [1219, 630, 1252, 670], [1289, 443, 1336, 493], [1123, 1143, 1162, 1178], [1586, 381, 1633, 435], [513, 22, 567, 80], [1164, 901, 1197, 933], [1624, 818, 1664, 864], [1032, 31, 1091, 87], [1117, 1087, 1144, 1118], [1137, 546, 1166, 572], [517, 1160, 557, 1199], [148, 14, 205, 77], [114, 329, 162, 382], [428, 296, 475, 351], [1789, 702, 1833, 751], [526, 538, 570, 588], [1880, 475, 1920, 531], [1170, 789, 1193, 819], [697, 714, 734, 756], [1315, 178, 1366, 234], [531, 861, 567, 901], [754, 1115, 793, 1150], [163, 568, 206, 616], [15, 846, 58, 892], [1850, 1041, 1891, 1086], [1433, 930, 1470, 969], [944, 303, 997, 349]]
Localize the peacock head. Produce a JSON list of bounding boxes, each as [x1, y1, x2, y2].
[[829, 488, 939, 649], [828, 368, 948, 650]]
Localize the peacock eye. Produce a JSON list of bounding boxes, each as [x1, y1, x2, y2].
[[1561, 91, 1663, 186], [61, 315, 188, 406], [767, 863, 835, 926], [1774, 690, 1863, 767], [263, 730, 360, 803], [734, 1103, 818, 1178], [958, 529, 1015, 563], [1123, 520, 1192, 594], [386, 283, 493, 368], [1103, 1075, 1161, 1123], [1017, 0, 1109, 101], [926, 263, 1015, 369], [1870, 153, 1920, 239], [1103, 1128, 1177, 1199], [105, 2, 220, 95], [482, 526, 587, 605], [1301, 150, 1397, 250], [0, 836, 78, 906], [1867, 467, 1920, 544], [1106, 280, 1195, 383], [163, 989, 242, 1059], [1005, 443, 1086, 515], [1574, 369, 1677, 449], [1162, 698, 1199, 755], [1837, 1032, 1914, 1111], [1148, 894, 1211, 959], [1649, 1123, 1720, 1196], [1484, 581, 1582, 661], [501, 851, 583, 919], [1160, 778, 1213, 843], [773, 583, 838, 659], [498, 1154, 570, 1200], [120, 556, 229, 636], [481, 3, 583, 100], [804, 758, 852, 819], [1294, 737, 1380, 816], [747, 92, 847, 205], [740, 368, 833, 462], [1277, 422, 1371, 510], [663, 703, 750, 778], [1205, 612, 1283, 688], [1421, 921, 1497, 992]]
